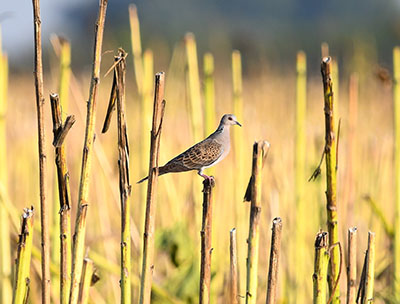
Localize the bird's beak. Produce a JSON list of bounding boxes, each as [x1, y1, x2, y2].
[[236, 121, 242, 127]]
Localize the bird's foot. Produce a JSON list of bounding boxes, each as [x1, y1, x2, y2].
[[200, 174, 215, 187]]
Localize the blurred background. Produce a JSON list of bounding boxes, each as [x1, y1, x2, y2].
[[1, 0, 400, 303]]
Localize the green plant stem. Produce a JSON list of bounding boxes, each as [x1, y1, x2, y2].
[[12, 207, 35, 304], [114, 49, 131, 304], [313, 231, 329, 304], [321, 57, 340, 303], [78, 258, 94, 304]]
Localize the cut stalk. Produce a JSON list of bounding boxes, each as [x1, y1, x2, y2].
[[12, 207, 35, 304], [266, 217, 282, 304], [69, 1, 108, 303], [199, 179, 215, 304], [313, 231, 329, 304], [113, 49, 132, 304], [321, 57, 340, 303], [362, 232, 375, 303], [50, 94, 74, 304], [246, 141, 269, 304], [78, 258, 94, 304], [229, 228, 238, 304], [294, 50, 307, 303], [139, 72, 166, 304], [393, 46, 400, 297], [346, 227, 357, 304], [31, 1, 50, 302], [0, 28, 12, 304], [184, 33, 203, 142]]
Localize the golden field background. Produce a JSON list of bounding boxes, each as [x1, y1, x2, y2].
[[0, 8, 398, 304]]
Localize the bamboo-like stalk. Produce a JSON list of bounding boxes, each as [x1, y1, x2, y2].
[[78, 258, 94, 304], [139, 72, 166, 304], [362, 232, 375, 303], [320, 57, 340, 302], [0, 28, 12, 304], [185, 32, 203, 142], [229, 228, 238, 304], [294, 50, 307, 303], [346, 227, 357, 304], [113, 49, 132, 304], [199, 179, 215, 304], [204, 52, 216, 137], [266, 217, 282, 304], [246, 141, 269, 304], [313, 231, 329, 304], [50, 94, 74, 304], [393, 46, 400, 297], [31, 1, 50, 302], [69, 1, 108, 303], [12, 207, 35, 304], [129, 4, 144, 95]]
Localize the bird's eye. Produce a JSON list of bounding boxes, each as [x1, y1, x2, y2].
[[228, 117, 232, 120]]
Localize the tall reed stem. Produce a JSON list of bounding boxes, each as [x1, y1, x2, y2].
[[31, 1, 50, 302], [246, 141, 269, 304], [139, 72, 166, 304], [321, 57, 340, 303], [69, 1, 108, 303], [266, 217, 282, 304], [199, 179, 215, 304], [78, 258, 94, 304], [12, 207, 35, 304]]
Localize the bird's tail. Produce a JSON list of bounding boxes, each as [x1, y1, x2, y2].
[[137, 166, 167, 184]]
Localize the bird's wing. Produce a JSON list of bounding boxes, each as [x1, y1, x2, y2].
[[166, 138, 224, 171]]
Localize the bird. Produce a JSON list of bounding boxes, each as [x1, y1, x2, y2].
[[137, 114, 241, 183]]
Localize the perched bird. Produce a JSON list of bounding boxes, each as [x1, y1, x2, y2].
[[137, 114, 241, 183]]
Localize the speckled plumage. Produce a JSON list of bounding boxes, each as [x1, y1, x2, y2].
[[137, 114, 241, 183]]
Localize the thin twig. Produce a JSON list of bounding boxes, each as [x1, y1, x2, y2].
[[31, 0, 50, 302], [347, 227, 357, 304], [229, 228, 238, 304]]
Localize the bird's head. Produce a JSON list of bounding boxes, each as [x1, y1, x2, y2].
[[220, 114, 242, 127]]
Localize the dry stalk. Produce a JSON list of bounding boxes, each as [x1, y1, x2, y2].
[[347, 227, 357, 304], [229, 228, 238, 304], [246, 141, 270, 304], [31, 1, 50, 302], [266, 217, 282, 304], [199, 179, 215, 304], [139, 72, 166, 304], [50, 94, 74, 304], [69, 1, 108, 303]]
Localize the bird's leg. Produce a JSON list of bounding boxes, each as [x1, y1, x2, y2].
[[198, 169, 215, 183]]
